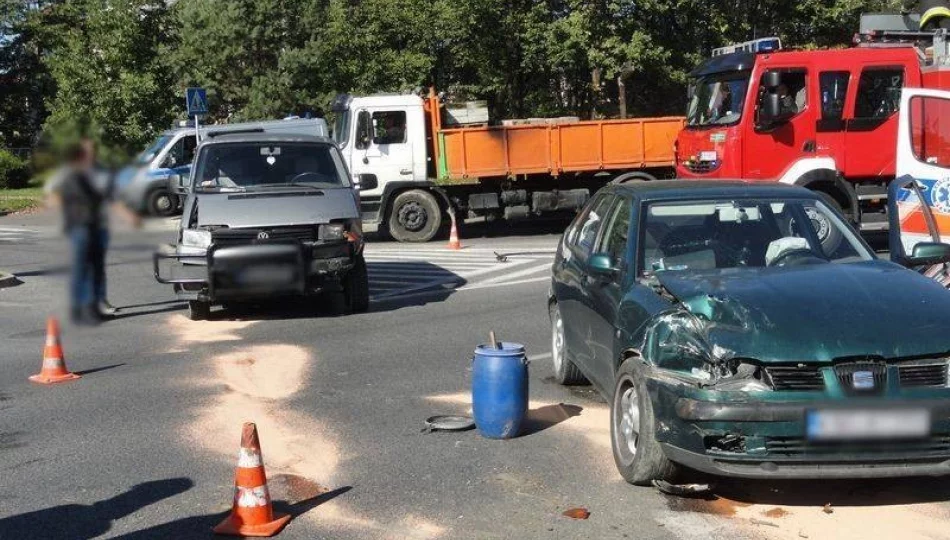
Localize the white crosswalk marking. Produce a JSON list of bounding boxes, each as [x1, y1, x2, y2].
[[0, 227, 39, 243], [364, 245, 557, 300]]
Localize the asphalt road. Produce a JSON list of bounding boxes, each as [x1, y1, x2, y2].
[[1, 210, 948, 540]]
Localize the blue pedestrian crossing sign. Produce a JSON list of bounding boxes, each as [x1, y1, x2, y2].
[[185, 87, 208, 116]]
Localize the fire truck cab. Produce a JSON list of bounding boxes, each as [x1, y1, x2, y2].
[[676, 15, 950, 239]]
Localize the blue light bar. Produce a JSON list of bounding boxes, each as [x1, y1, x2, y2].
[[712, 37, 782, 57]]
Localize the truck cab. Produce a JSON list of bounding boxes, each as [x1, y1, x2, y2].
[[331, 94, 431, 235], [676, 34, 929, 239]]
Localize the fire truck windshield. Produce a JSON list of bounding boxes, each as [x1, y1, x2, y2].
[[686, 71, 750, 128]]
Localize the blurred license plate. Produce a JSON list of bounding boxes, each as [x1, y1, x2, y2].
[[806, 409, 930, 441], [237, 265, 295, 285]]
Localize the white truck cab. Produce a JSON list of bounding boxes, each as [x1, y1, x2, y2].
[[331, 94, 438, 241]]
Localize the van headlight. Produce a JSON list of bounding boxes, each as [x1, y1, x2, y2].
[[319, 223, 345, 241], [181, 229, 212, 249]]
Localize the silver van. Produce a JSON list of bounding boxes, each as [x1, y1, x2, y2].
[[154, 130, 377, 320], [118, 117, 328, 216]]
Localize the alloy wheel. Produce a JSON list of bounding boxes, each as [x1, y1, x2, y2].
[[619, 384, 640, 456]]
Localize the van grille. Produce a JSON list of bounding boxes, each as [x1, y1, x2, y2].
[[764, 365, 825, 391], [212, 226, 318, 246]]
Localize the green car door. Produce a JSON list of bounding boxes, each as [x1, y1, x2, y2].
[[582, 195, 633, 389]]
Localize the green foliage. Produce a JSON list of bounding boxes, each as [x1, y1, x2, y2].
[[0, 149, 31, 189], [0, 0, 912, 155]]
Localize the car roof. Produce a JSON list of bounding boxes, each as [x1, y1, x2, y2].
[[199, 132, 334, 145], [610, 179, 817, 202]]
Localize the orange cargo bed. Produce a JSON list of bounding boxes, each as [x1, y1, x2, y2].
[[436, 116, 685, 180]]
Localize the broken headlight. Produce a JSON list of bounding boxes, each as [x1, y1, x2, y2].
[[181, 229, 211, 250], [319, 223, 345, 241]]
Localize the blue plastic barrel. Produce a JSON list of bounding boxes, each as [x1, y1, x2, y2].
[[472, 342, 528, 439]]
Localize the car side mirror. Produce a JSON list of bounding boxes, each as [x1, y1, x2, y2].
[[757, 93, 794, 130], [356, 173, 378, 191], [588, 253, 618, 280], [906, 242, 950, 267], [167, 174, 187, 195]]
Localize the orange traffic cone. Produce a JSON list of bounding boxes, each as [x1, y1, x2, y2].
[[214, 423, 291, 537], [29, 317, 80, 385], [447, 214, 462, 250]]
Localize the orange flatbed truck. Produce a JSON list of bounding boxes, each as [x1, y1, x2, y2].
[[330, 89, 684, 242]]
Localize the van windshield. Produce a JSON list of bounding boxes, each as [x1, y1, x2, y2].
[[686, 72, 750, 127], [193, 142, 350, 191], [136, 135, 173, 165]]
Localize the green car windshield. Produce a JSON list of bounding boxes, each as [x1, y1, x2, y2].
[[641, 199, 873, 274]]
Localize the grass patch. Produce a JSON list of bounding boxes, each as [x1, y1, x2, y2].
[[0, 181, 44, 214]]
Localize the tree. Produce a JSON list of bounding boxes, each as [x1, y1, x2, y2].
[[41, 0, 176, 162]]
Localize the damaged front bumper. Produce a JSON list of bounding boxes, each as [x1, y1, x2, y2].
[[649, 378, 950, 479], [154, 240, 355, 302]]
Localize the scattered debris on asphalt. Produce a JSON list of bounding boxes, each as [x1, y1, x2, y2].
[[749, 518, 779, 528], [652, 479, 714, 497], [562, 507, 590, 520], [798, 530, 809, 538], [822, 503, 834, 514], [422, 415, 475, 433]]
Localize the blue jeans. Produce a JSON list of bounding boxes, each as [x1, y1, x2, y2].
[[69, 226, 106, 311]]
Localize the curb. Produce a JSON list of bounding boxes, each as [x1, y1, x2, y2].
[[0, 271, 20, 289]]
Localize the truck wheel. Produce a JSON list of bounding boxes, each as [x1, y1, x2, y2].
[[147, 188, 177, 217], [188, 300, 210, 321], [611, 358, 679, 486], [343, 255, 370, 314], [807, 192, 845, 255], [612, 172, 656, 184], [388, 189, 442, 243]]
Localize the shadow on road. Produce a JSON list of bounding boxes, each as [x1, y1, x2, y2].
[[211, 261, 464, 321], [74, 363, 125, 376], [698, 476, 950, 509], [365, 215, 572, 244], [519, 403, 583, 437], [111, 485, 351, 540], [0, 477, 193, 540]]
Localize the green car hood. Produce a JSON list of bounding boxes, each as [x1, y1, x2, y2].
[[654, 261, 950, 363]]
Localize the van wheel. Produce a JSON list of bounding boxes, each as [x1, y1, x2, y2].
[[188, 300, 210, 321], [147, 188, 177, 217], [343, 255, 370, 313], [388, 189, 442, 243]]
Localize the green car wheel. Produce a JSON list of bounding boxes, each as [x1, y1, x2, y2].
[[611, 358, 678, 486]]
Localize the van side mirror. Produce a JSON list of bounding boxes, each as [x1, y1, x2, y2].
[[906, 242, 950, 267], [355, 110, 373, 150], [357, 173, 378, 191], [167, 174, 188, 195]]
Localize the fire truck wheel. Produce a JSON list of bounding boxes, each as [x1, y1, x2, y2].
[[808, 192, 845, 254], [388, 189, 443, 243]]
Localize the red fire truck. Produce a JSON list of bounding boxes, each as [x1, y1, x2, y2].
[[675, 14, 950, 243]]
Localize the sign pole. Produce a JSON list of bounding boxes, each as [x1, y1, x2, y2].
[[195, 114, 200, 144]]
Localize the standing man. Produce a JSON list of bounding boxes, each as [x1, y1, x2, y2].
[[46, 139, 121, 324]]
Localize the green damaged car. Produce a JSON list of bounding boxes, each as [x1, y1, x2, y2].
[[548, 180, 950, 484]]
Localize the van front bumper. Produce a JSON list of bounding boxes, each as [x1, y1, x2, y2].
[[154, 240, 354, 301]]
